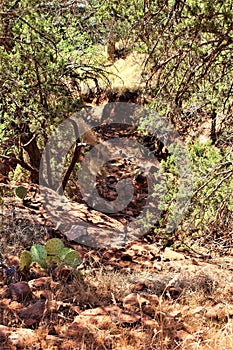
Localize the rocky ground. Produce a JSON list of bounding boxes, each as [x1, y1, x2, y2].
[[1, 106, 232, 349], [1, 189, 233, 350]]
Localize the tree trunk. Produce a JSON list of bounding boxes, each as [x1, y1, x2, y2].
[[20, 133, 41, 184]]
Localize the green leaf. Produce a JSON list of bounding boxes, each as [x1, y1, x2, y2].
[[63, 250, 82, 267], [45, 238, 64, 255], [19, 250, 32, 270], [30, 244, 47, 266], [15, 186, 27, 199], [46, 255, 60, 267], [58, 247, 74, 260]]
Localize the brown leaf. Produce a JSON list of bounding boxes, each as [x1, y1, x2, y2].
[[123, 293, 150, 308]]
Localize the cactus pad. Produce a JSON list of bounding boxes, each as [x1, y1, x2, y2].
[[19, 238, 82, 273], [19, 250, 32, 270], [46, 255, 60, 267], [45, 238, 64, 255], [58, 247, 74, 260], [30, 244, 47, 266], [63, 250, 82, 267], [15, 186, 27, 199]]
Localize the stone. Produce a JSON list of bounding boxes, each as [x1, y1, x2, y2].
[[7, 282, 32, 301], [19, 301, 45, 326]]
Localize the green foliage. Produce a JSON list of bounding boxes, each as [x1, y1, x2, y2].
[[45, 238, 64, 255], [19, 250, 32, 270], [15, 186, 27, 199], [19, 238, 82, 271], [1, 0, 232, 253], [1, 0, 232, 187], [185, 141, 233, 237], [11, 164, 30, 183], [154, 139, 233, 248], [0, 0, 109, 183], [62, 250, 82, 268], [94, 0, 233, 122], [58, 247, 74, 260], [30, 244, 47, 267]]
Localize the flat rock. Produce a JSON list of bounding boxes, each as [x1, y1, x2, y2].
[[163, 248, 185, 261], [19, 301, 45, 326], [7, 282, 32, 301]]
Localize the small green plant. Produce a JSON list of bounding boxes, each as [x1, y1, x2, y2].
[[15, 185, 27, 199], [19, 238, 82, 271], [30, 244, 47, 267], [19, 250, 32, 270]]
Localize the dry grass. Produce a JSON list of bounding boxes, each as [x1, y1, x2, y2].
[[38, 265, 233, 350], [2, 233, 233, 349], [108, 52, 147, 90], [1, 188, 233, 349], [79, 49, 147, 95]]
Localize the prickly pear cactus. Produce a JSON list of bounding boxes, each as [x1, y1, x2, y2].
[[15, 186, 27, 199], [19, 238, 82, 273], [63, 250, 82, 267], [58, 247, 74, 260], [46, 255, 61, 267], [30, 244, 47, 267], [45, 238, 64, 255], [19, 250, 32, 270]]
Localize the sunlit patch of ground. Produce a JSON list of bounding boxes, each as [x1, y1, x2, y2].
[[79, 49, 147, 94], [108, 52, 147, 90]]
